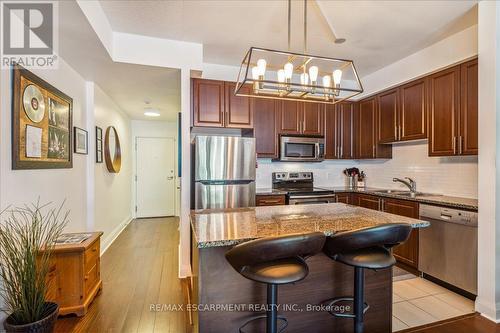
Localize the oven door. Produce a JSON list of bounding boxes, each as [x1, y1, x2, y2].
[[280, 136, 324, 162], [288, 194, 336, 205]]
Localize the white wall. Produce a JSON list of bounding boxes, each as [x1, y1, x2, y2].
[[0, 60, 90, 232], [131, 119, 180, 217], [257, 141, 478, 198], [94, 85, 133, 252]]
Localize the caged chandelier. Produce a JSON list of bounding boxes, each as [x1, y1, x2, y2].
[[234, 0, 363, 105]]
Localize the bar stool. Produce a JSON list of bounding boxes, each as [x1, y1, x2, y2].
[[225, 232, 326, 333], [323, 223, 412, 333]]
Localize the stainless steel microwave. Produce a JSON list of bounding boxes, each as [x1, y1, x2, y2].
[[279, 136, 325, 162]]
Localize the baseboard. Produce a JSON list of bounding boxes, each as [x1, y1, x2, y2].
[[475, 298, 500, 323], [100, 216, 133, 255]]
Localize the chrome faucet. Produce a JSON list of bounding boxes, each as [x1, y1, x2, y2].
[[393, 177, 417, 193]]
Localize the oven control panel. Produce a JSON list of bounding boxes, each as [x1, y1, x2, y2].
[[272, 172, 313, 182]]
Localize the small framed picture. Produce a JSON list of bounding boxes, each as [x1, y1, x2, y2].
[[96, 126, 103, 163], [74, 127, 88, 155]]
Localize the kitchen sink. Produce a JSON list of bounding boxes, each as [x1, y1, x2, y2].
[[372, 189, 411, 195], [372, 190, 439, 198]]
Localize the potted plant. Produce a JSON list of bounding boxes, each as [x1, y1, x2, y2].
[[0, 201, 68, 333]]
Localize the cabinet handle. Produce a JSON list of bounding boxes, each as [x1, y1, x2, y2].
[[452, 136, 456, 154], [373, 144, 376, 157], [458, 136, 463, 155], [394, 125, 398, 141], [340, 146, 343, 158], [398, 125, 402, 140]]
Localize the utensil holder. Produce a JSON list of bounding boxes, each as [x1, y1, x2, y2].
[[348, 175, 358, 189]]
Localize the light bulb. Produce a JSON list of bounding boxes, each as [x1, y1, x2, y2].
[[251, 66, 259, 80], [322, 75, 331, 88], [309, 66, 319, 83], [277, 69, 285, 83], [300, 73, 309, 85], [333, 69, 342, 86], [284, 62, 294, 79], [257, 59, 267, 76]]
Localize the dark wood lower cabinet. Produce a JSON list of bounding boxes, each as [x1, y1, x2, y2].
[[354, 193, 380, 211], [350, 194, 420, 270], [336, 193, 351, 204], [381, 198, 419, 270], [255, 194, 286, 206]]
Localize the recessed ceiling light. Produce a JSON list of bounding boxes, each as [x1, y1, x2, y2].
[[144, 108, 160, 117]]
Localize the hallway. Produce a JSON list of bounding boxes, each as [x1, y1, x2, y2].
[[55, 218, 186, 333]]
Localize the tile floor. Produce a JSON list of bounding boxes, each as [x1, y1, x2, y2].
[[392, 277, 475, 331]]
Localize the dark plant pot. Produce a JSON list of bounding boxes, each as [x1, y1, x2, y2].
[[3, 302, 59, 333]]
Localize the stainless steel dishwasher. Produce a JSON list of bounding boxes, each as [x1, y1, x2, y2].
[[418, 204, 478, 295]]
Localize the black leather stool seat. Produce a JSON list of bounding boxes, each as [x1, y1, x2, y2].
[[226, 232, 326, 285], [241, 257, 308, 284], [334, 246, 395, 269]]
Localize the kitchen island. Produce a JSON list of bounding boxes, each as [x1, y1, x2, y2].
[[190, 203, 429, 333]]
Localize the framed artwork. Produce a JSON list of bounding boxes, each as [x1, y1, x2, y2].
[[96, 126, 103, 163], [74, 127, 88, 155], [12, 64, 73, 169]]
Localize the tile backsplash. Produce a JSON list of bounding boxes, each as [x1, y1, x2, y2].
[[256, 141, 478, 199]]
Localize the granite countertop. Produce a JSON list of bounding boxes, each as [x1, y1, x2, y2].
[[191, 203, 430, 248], [255, 186, 478, 211]]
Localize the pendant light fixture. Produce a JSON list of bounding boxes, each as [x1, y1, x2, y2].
[[235, 0, 363, 104]]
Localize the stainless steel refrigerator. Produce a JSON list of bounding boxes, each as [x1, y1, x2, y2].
[[194, 136, 256, 209]]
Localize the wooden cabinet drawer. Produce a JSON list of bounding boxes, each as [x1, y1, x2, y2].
[[256, 195, 286, 206], [84, 261, 99, 296], [85, 240, 100, 270]]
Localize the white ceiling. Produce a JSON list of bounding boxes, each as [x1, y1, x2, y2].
[[99, 0, 478, 77], [58, 1, 180, 122]]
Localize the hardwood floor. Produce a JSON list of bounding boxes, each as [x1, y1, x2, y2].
[[404, 313, 500, 333], [55, 217, 186, 333]]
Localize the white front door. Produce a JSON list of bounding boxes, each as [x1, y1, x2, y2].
[[136, 137, 176, 217]]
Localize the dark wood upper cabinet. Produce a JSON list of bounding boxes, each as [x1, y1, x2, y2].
[[277, 100, 302, 134], [253, 99, 278, 158], [400, 78, 427, 141], [339, 102, 355, 159], [192, 78, 225, 127], [277, 101, 324, 136], [377, 89, 399, 143], [324, 104, 338, 159], [382, 198, 419, 269], [460, 58, 478, 155], [224, 82, 253, 129], [358, 98, 377, 158], [302, 102, 325, 136], [428, 66, 461, 156]]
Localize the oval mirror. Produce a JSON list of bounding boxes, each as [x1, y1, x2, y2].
[[104, 126, 121, 173]]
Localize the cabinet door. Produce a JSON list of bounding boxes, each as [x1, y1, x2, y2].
[[224, 82, 253, 129], [355, 194, 380, 211], [382, 198, 419, 269], [339, 103, 354, 159], [254, 99, 278, 158], [324, 104, 338, 159], [277, 100, 302, 134], [336, 193, 351, 204], [428, 66, 460, 156], [302, 102, 325, 135], [192, 79, 225, 127], [358, 98, 377, 158], [460, 59, 478, 155], [400, 79, 427, 141], [377, 89, 399, 143]]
